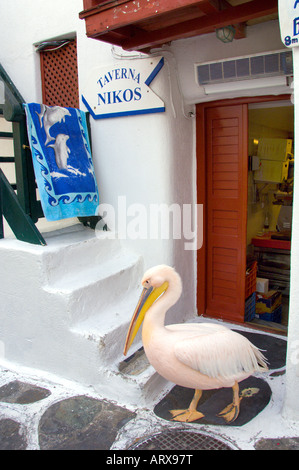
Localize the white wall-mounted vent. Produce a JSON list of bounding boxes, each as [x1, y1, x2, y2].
[[196, 50, 293, 86]]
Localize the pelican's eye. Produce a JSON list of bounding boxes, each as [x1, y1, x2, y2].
[[143, 279, 151, 289]]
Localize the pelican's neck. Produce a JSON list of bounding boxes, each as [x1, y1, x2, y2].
[[143, 272, 182, 331]]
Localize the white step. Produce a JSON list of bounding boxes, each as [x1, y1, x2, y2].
[[0, 226, 173, 405], [46, 247, 143, 325], [42, 225, 124, 286], [0, 225, 121, 291], [71, 283, 142, 362], [0, 225, 170, 406]]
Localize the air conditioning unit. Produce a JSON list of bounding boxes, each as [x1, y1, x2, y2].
[[195, 50, 293, 94]]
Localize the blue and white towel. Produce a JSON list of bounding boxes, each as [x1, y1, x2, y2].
[[24, 103, 99, 221]]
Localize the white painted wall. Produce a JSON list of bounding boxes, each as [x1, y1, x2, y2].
[[0, 0, 83, 103], [0, 0, 196, 324]]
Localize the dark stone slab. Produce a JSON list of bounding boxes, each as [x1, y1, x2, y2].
[[255, 437, 299, 450], [233, 330, 287, 370], [38, 395, 136, 450], [0, 419, 27, 450], [0, 380, 51, 404], [154, 376, 272, 427]]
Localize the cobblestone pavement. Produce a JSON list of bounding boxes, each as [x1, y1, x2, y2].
[[1, 359, 299, 451], [0, 365, 138, 450]]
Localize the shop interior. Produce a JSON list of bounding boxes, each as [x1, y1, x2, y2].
[[246, 100, 294, 333]]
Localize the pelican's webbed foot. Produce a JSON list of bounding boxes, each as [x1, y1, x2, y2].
[[217, 381, 240, 423], [170, 389, 204, 423], [170, 409, 204, 422], [217, 402, 240, 423]]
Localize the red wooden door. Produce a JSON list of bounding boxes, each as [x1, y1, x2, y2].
[[205, 104, 248, 323]]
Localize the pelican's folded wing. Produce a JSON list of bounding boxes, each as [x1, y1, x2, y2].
[[173, 329, 266, 379]]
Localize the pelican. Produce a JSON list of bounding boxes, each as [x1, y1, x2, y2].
[[123, 265, 268, 423]]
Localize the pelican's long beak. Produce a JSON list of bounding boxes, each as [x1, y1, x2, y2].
[[123, 281, 168, 356]]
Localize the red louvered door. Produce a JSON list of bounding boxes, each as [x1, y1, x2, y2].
[[205, 104, 248, 323]]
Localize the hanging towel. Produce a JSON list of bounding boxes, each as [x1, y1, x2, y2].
[[24, 103, 99, 221]]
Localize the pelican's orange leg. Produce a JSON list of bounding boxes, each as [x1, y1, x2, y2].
[[218, 381, 240, 423], [170, 389, 204, 422]]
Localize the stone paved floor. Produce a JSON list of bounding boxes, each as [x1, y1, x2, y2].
[[1, 325, 299, 452], [0, 364, 299, 451], [0, 373, 137, 450]]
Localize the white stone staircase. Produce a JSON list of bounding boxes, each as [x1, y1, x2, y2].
[[0, 225, 169, 407]]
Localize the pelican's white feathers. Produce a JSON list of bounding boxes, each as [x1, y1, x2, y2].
[[169, 323, 268, 380]]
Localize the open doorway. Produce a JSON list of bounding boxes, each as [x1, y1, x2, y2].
[[246, 101, 294, 333], [196, 96, 293, 332]]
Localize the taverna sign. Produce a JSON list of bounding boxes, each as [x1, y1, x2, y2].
[[279, 0, 299, 47], [82, 56, 165, 119]]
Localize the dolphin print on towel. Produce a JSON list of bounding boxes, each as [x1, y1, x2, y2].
[[36, 104, 72, 145], [48, 134, 70, 170], [24, 103, 99, 221]]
